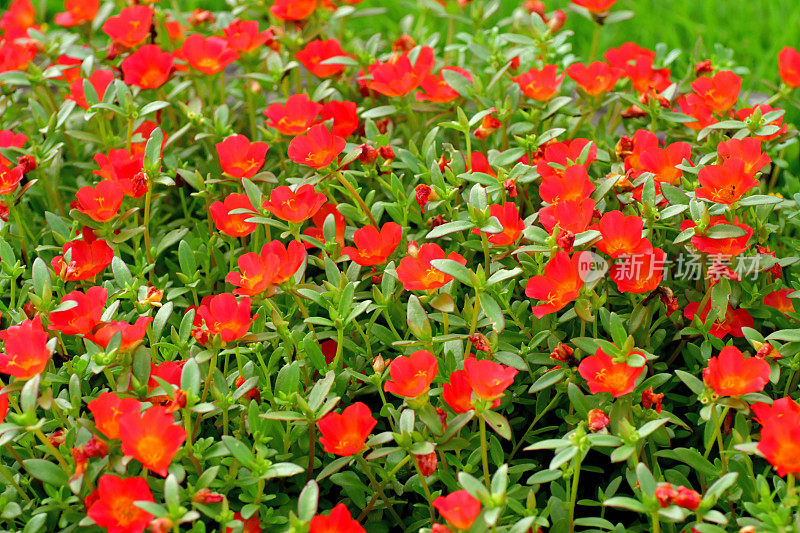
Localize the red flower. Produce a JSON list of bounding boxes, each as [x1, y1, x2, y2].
[[263, 184, 328, 223], [0, 130, 27, 167], [511, 65, 563, 100], [302, 202, 346, 249], [0, 316, 51, 380], [264, 94, 322, 136], [67, 69, 114, 109], [676, 94, 716, 130], [341, 222, 402, 266], [778, 46, 800, 87], [681, 216, 752, 257], [192, 293, 254, 343], [216, 135, 269, 179], [270, 0, 317, 21], [690, 70, 741, 112], [148, 360, 186, 391], [471, 152, 496, 177], [716, 137, 771, 178], [86, 475, 154, 533], [696, 158, 758, 204], [51, 239, 114, 281], [318, 402, 377, 456], [364, 46, 435, 97], [684, 301, 753, 339], [655, 483, 678, 508], [463, 357, 518, 400], [55, 0, 98, 27], [226, 513, 262, 533], [578, 348, 645, 397], [0, 0, 38, 40], [609, 247, 666, 294], [675, 486, 702, 510], [287, 124, 346, 168], [594, 211, 650, 258], [433, 490, 481, 530], [764, 289, 794, 316], [209, 193, 258, 238], [48, 286, 107, 335], [416, 67, 473, 103], [752, 396, 800, 476], [223, 19, 272, 53], [309, 504, 365, 533], [121, 45, 174, 89], [0, 163, 23, 195], [638, 141, 692, 186], [120, 406, 186, 476], [0, 40, 35, 73], [471, 203, 524, 246], [225, 240, 306, 295], [384, 350, 438, 398], [87, 392, 140, 440], [442, 369, 500, 413], [75, 180, 125, 222], [566, 61, 622, 95], [537, 139, 597, 179], [0, 393, 7, 423], [525, 251, 585, 318], [102, 5, 153, 48], [85, 317, 153, 352], [93, 149, 145, 198], [736, 105, 787, 140], [179, 34, 239, 75], [703, 346, 770, 396], [396, 243, 467, 291], [297, 39, 350, 78], [318, 100, 359, 138], [571, 0, 618, 12], [605, 42, 655, 72]]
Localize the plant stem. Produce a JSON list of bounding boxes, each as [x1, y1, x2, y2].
[[410, 453, 436, 522], [567, 452, 583, 533], [32, 428, 68, 470], [306, 421, 316, 482], [479, 415, 491, 490], [355, 454, 405, 526], [333, 172, 377, 226], [200, 348, 219, 403]]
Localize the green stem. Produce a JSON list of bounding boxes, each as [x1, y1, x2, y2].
[[355, 454, 405, 526], [333, 172, 377, 226], [411, 452, 435, 522], [200, 349, 219, 403], [479, 415, 491, 490], [567, 451, 583, 533], [32, 428, 68, 470]]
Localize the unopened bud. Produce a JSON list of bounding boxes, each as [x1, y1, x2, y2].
[[378, 145, 395, 161], [193, 488, 225, 504], [17, 155, 36, 174], [372, 355, 386, 374], [587, 409, 609, 432], [358, 144, 378, 165], [469, 333, 491, 354], [641, 388, 664, 413], [415, 451, 437, 476]]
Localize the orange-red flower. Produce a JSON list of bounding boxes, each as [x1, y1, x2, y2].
[[67, 69, 114, 109], [226, 512, 262, 533], [571, 0, 618, 11], [297, 39, 350, 78], [121, 44, 174, 89], [119, 406, 186, 476], [364, 46, 435, 97], [87, 392, 140, 440], [0, 130, 27, 167], [318, 402, 377, 456], [433, 490, 481, 531], [0, 316, 50, 380], [223, 19, 273, 53], [594, 211, 650, 258], [764, 289, 794, 316], [179, 34, 239, 75], [736, 104, 787, 141], [566, 61, 622, 95], [716, 137, 771, 178], [302, 202, 346, 250], [690, 70, 741, 112], [610, 247, 666, 294], [638, 141, 692, 186], [539, 198, 596, 235], [703, 346, 770, 396], [271, 0, 317, 21], [102, 5, 153, 48], [396, 242, 467, 291], [511, 65, 563, 100], [263, 184, 327, 223], [85, 317, 153, 352], [696, 158, 758, 204], [384, 350, 438, 398], [778, 46, 800, 87], [264, 94, 322, 136], [463, 357, 518, 400], [684, 301, 753, 338], [75, 180, 125, 222], [578, 348, 644, 397], [676, 94, 716, 130], [209, 193, 258, 238], [341, 222, 402, 266], [48, 286, 107, 335], [288, 124, 346, 168], [86, 475, 154, 533], [443, 370, 483, 413], [148, 360, 185, 392], [416, 67, 473, 103], [471, 203, 525, 246], [309, 504, 365, 533], [318, 100, 359, 138], [681, 216, 752, 257], [93, 149, 145, 198], [226, 240, 306, 296], [51, 239, 114, 281], [216, 135, 269, 179], [0, 163, 23, 195], [605, 42, 655, 72], [191, 293, 254, 344], [0, 39, 35, 73], [525, 251, 585, 318], [0, 0, 38, 40], [752, 396, 800, 476], [55, 0, 98, 27], [536, 139, 597, 179]]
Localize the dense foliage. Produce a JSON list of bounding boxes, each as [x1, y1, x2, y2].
[[0, 0, 800, 532]]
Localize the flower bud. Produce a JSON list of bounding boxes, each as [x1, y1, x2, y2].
[[503, 178, 518, 197], [655, 483, 678, 507], [407, 240, 421, 258], [372, 355, 387, 374], [132, 171, 149, 198], [469, 333, 492, 354], [415, 451, 437, 476], [587, 409, 609, 432], [378, 145, 395, 161], [235, 376, 261, 402], [674, 486, 701, 510], [756, 342, 780, 359], [83, 437, 108, 459], [17, 155, 36, 174], [415, 184, 433, 212], [547, 10, 567, 32], [641, 388, 664, 413], [436, 407, 448, 432], [358, 144, 378, 165], [428, 214, 445, 229], [556, 229, 575, 253], [188, 9, 215, 26], [474, 114, 501, 140], [392, 34, 416, 53], [550, 343, 576, 365], [193, 488, 225, 504], [149, 518, 174, 533], [695, 59, 713, 75], [615, 135, 634, 160]]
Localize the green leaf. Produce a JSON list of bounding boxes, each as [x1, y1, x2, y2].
[[222, 435, 256, 467], [528, 368, 565, 393], [429, 259, 473, 286], [262, 462, 304, 480], [482, 410, 511, 440], [604, 496, 647, 513], [23, 459, 68, 486]]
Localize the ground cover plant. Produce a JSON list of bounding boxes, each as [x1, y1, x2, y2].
[[2, 0, 800, 532]]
